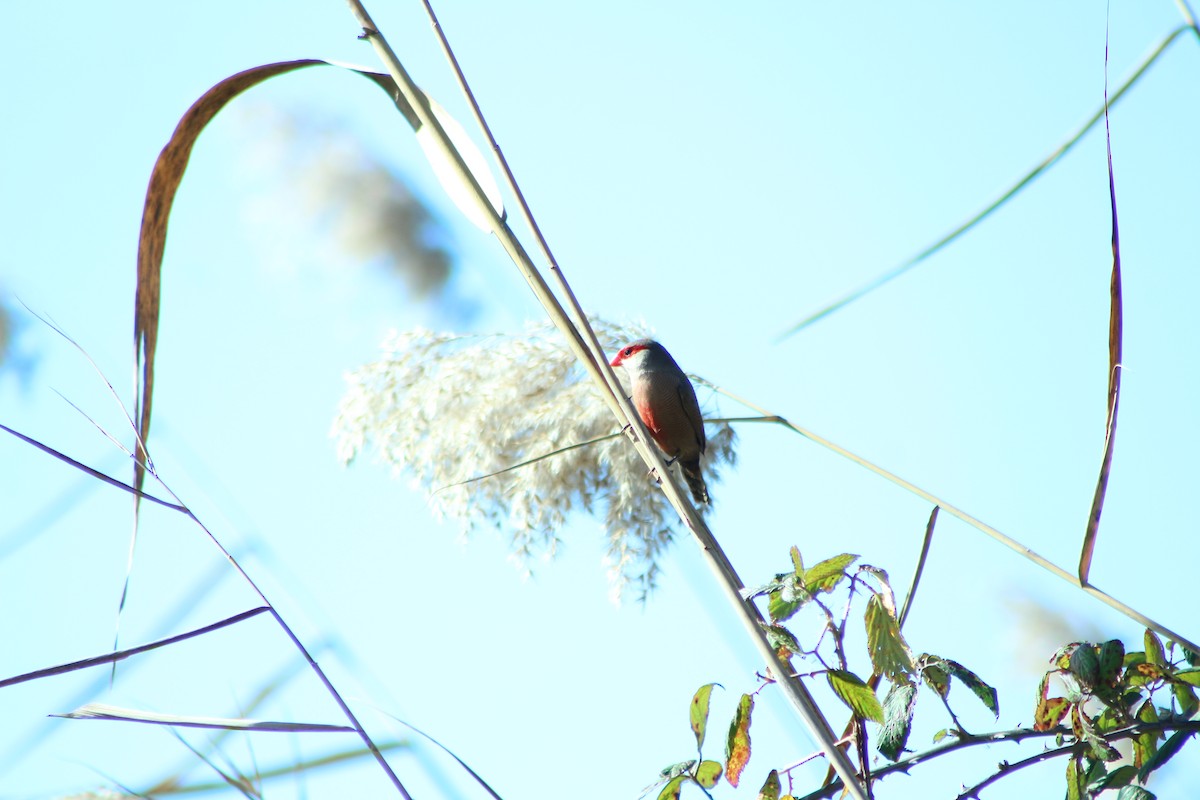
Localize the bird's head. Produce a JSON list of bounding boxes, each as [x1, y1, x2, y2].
[[609, 339, 659, 369]]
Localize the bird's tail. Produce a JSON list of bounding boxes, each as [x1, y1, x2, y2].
[[679, 459, 709, 505]]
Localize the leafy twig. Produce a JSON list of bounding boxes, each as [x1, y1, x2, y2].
[[799, 720, 1200, 800]]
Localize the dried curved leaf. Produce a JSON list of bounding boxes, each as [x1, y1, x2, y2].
[[134, 58, 500, 503]]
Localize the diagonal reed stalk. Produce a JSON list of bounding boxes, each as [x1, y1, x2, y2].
[[342, 1, 871, 796], [699, 385, 1199, 655]]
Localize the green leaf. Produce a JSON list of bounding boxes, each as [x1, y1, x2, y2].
[[920, 657, 949, 698], [696, 760, 723, 788], [757, 769, 782, 800], [657, 775, 686, 800], [1137, 729, 1194, 784], [878, 680, 918, 761], [789, 546, 804, 576], [1175, 668, 1200, 687], [1034, 696, 1070, 731], [1134, 700, 1161, 767], [767, 575, 811, 623], [801, 553, 858, 594], [865, 594, 914, 680], [1070, 643, 1100, 689], [725, 693, 754, 788], [1180, 644, 1200, 667], [827, 669, 884, 723], [1089, 764, 1136, 793], [1173, 681, 1198, 718], [690, 683, 720, 751], [1065, 757, 1085, 800], [1098, 639, 1125, 685], [1082, 757, 1108, 788], [762, 623, 802, 658], [932, 728, 950, 743], [1145, 629, 1166, 666], [1115, 785, 1156, 800], [940, 659, 999, 717], [1054, 643, 1081, 670]]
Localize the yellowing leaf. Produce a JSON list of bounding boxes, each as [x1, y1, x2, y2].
[[690, 683, 720, 751], [757, 769, 781, 800], [1144, 629, 1167, 666], [695, 760, 723, 788], [1034, 697, 1070, 731], [801, 553, 858, 594], [725, 693, 754, 787], [656, 775, 685, 800]]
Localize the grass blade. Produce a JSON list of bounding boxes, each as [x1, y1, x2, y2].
[[0, 607, 269, 689], [1079, 8, 1124, 584], [778, 25, 1188, 338], [54, 703, 354, 733]]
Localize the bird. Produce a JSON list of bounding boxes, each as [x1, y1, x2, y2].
[[609, 339, 709, 504]]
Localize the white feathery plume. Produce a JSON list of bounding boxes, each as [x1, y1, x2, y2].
[[332, 319, 736, 598]]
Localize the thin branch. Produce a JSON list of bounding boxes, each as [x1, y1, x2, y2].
[[705, 383, 1199, 653]]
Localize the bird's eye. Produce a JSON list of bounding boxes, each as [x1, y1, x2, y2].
[[623, 347, 633, 356]]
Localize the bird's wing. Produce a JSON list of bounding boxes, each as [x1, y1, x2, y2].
[[676, 377, 706, 455]]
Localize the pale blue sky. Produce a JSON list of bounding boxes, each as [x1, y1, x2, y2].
[[1, 2, 1197, 798]]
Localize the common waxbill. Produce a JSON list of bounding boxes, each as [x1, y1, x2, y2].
[[609, 339, 709, 504]]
